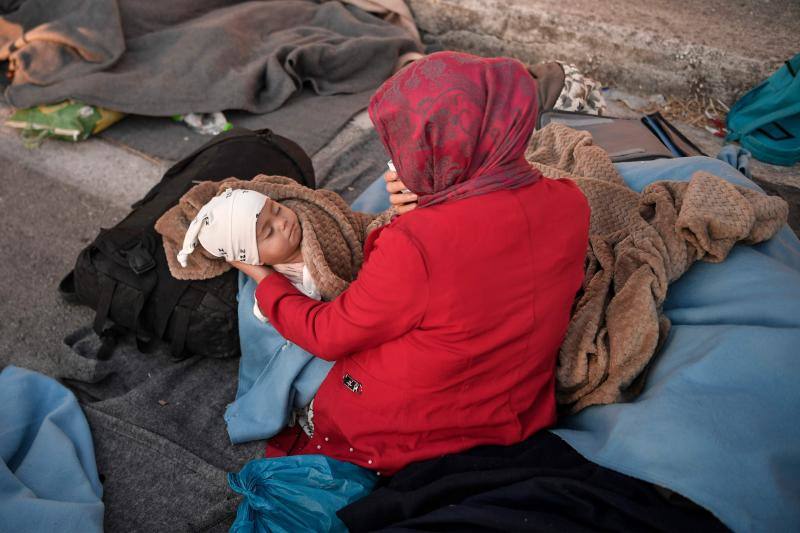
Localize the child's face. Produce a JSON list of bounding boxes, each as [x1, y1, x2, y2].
[[255, 198, 302, 265]]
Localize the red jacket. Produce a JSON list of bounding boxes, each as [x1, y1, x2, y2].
[[256, 178, 589, 475]]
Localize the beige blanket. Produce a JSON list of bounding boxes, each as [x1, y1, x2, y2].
[[526, 123, 789, 413]]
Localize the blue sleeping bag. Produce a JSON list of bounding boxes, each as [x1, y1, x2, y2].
[[553, 156, 800, 532]]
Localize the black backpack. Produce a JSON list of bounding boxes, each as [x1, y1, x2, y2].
[[59, 127, 315, 359]]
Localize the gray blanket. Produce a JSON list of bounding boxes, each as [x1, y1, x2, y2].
[[0, 0, 419, 115], [53, 327, 261, 531]]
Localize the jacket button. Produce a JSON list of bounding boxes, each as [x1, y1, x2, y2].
[[349, 447, 354, 452], [367, 460, 372, 465], [316, 445, 321, 450], [324, 437, 329, 442]]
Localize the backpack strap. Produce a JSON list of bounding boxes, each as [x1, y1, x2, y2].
[[57, 271, 81, 304], [151, 279, 191, 340], [97, 324, 128, 361], [93, 272, 160, 354], [93, 274, 116, 336], [132, 289, 158, 354], [168, 288, 205, 359]]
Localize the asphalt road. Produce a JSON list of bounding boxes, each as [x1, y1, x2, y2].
[[0, 155, 127, 371]]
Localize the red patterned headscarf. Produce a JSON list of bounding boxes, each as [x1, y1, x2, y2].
[[368, 51, 541, 208]]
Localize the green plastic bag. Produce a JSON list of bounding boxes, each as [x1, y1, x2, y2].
[[5, 100, 125, 146]]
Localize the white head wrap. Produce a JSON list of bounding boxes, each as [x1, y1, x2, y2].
[[177, 188, 268, 267]]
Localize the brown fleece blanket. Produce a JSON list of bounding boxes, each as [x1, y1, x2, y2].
[[525, 123, 789, 413], [155, 174, 392, 301]]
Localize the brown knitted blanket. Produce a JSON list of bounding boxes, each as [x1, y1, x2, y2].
[[155, 174, 392, 301], [526, 123, 789, 413]]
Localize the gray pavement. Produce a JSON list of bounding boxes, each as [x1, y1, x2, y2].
[[0, 145, 128, 372]]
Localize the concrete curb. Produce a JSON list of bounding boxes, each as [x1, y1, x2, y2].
[[409, 0, 799, 102]]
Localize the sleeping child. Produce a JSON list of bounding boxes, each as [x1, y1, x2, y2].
[[177, 187, 320, 308]]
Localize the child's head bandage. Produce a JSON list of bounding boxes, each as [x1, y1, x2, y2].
[[177, 188, 268, 267]]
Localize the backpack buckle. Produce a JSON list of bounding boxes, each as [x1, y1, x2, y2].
[[123, 241, 156, 275]]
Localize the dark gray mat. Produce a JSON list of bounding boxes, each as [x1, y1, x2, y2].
[[99, 89, 373, 161]]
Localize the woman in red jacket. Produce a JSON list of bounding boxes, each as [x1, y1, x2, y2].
[[235, 51, 589, 476]]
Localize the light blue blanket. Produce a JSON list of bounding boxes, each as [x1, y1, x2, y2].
[[0, 366, 104, 533], [554, 156, 800, 533], [225, 273, 334, 444]]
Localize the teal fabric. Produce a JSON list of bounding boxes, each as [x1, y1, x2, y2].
[[0, 366, 104, 533], [553, 157, 800, 532], [228, 455, 376, 533], [726, 53, 800, 166]]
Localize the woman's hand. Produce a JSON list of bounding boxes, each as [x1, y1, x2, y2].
[[229, 260, 273, 284], [384, 170, 418, 215]]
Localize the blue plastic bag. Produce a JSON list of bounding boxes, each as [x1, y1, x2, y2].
[[228, 455, 377, 533]]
